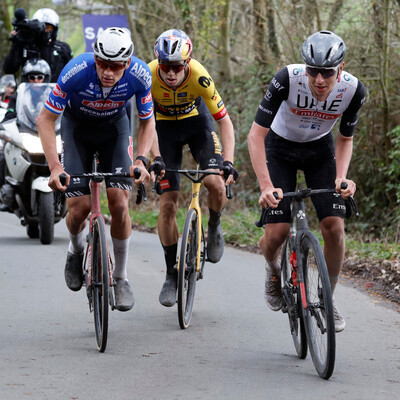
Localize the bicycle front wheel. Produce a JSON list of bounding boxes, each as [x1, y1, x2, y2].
[[91, 217, 109, 352], [177, 208, 198, 329], [281, 236, 307, 359], [300, 232, 335, 379]]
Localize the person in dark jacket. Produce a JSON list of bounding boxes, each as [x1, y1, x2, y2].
[[3, 8, 72, 83]]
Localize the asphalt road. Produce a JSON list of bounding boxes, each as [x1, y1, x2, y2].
[[0, 211, 399, 399]]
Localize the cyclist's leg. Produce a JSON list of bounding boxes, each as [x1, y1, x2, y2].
[[61, 111, 93, 291], [262, 131, 298, 309], [154, 119, 182, 306], [303, 133, 346, 331], [100, 112, 134, 311], [188, 109, 225, 263]]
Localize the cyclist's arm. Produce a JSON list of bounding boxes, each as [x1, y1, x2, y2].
[[217, 114, 235, 164], [247, 122, 282, 208], [37, 107, 67, 191]]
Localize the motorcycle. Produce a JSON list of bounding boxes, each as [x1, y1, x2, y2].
[[0, 82, 67, 244]]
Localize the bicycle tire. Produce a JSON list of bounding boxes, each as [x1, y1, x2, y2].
[[91, 217, 109, 352], [281, 236, 307, 359], [177, 208, 198, 329], [299, 232, 335, 379]]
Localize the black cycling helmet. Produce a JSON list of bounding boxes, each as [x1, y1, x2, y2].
[[302, 30, 346, 68], [21, 58, 51, 83]]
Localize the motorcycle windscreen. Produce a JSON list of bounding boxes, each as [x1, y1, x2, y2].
[[16, 83, 61, 134]]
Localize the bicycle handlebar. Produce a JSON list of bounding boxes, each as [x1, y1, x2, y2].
[[255, 183, 359, 228], [58, 168, 147, 205], [153, 167, 233, 199]]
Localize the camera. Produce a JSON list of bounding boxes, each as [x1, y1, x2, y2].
[[11, 8, 46, 45]]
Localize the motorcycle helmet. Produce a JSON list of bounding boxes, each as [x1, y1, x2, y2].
[[302, 30, 346, 68], [154, 29, 192, 62], [21, 59, 51, 83], [0, 75, 17, 91], [93, 27, 134, 62], [32, 8, 59, 41]]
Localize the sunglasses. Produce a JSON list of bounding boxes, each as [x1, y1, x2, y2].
[[158, 62, 186, 74], [28, 74, 45, 80], [305, 66, 338, 79], [95, 57, 127, 71]]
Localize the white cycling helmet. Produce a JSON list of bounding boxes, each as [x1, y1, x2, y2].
[[93, 27, 134, 62]]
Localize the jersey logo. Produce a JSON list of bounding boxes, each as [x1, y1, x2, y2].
[[141, 92, 152, 104], [82, 99, 124, 110], [198, 76, 212, 88], [160, 179, 170, 190], [53, 84, 66, 99]]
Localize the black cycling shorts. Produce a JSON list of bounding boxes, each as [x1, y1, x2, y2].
[[265, 130, 346, 223], [156, 100, 224, 192], [61, 108, 133, 197]]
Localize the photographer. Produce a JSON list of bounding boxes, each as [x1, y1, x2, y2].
[[3, 8, 72, 83]]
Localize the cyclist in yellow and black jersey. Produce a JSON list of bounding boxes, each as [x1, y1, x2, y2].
[[149, 29, 238, 308]]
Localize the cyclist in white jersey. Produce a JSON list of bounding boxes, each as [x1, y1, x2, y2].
[[247, 31, 366, 332]]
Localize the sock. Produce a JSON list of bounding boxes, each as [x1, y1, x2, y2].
[[68, 231, 85, 255], [330, 275, 339, 295], [266, 259, 281, 275], [208, 208, 222, 226], [162, 243, 178, 273], [112, 237, 130, 280]]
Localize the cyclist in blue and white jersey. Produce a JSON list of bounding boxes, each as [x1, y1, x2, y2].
[[248, 31, 366, 332], [38, 27, 161, 312]]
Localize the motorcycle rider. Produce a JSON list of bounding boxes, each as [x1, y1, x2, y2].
[[0, 59, 50, 211]]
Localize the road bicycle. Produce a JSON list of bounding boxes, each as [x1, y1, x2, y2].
[[161, 167, 231, 329], [59, 153, 144, 352], [256, 185, 358, 379]]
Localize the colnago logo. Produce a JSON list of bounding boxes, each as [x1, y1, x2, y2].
[[82, 99, 124, 110], [61, 60, 88, 84], [130, 62, 152, 88], [53, 84, 66, 99]]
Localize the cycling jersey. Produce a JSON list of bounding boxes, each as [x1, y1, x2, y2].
[[148, 58, 227, 121], [45, 52, 153, 120], [255, 64, 366, 142]]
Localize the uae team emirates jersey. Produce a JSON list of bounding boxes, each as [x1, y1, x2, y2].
[[45, 52, 153, 120], [148, 58, 227, 121], [255, 64, 366, 142]]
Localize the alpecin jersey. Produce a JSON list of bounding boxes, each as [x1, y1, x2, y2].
[[255, 64, 366, 142], [148, 58, 227, 121], [44, 52, 154, 120]]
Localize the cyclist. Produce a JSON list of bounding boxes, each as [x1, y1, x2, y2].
[[247, 31, 366, 332], [37, 27, 157, 312], [148, 29, 238, 307]]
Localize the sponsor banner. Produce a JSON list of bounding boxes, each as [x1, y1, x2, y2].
[[81, 14, 130, 52]]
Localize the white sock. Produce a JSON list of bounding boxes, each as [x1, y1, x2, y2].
[[266, 259, 281, 275], [112, 237, 130, 280], [68, 231, 85, 255]]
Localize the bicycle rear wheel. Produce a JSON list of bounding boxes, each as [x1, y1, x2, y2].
[[300, 232, 335, 379], [281, 236, 307, 359], [177, 208, 198, 329], [91, 217, 109, 352]]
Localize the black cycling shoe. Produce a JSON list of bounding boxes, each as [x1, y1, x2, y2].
[[64, 252, 84, 291], [159, 268, 177, 307], [207, 221, 224, 263]]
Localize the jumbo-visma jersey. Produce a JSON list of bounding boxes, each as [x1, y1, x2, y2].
[[148, 58, 227, 121], [45, 52, 153, 120]]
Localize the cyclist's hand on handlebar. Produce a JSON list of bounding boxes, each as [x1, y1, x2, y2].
[[335, 178, 356, 199], [148, 156, 166, 181], [259, 186, 283, 209], [49, 166, 69, 191], [220, 160, 239, 185], [130, 164, 150, 185]]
